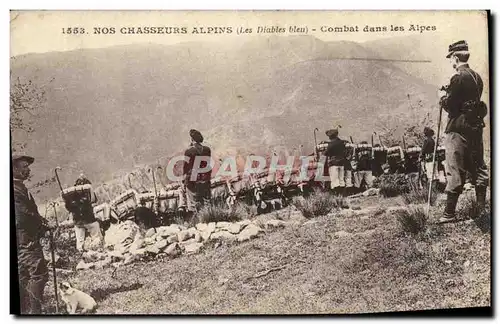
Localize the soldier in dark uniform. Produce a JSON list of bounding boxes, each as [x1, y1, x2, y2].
[[182, 129, 212, 217], [323, 128, 346, 196], [419, 127, 438, 186], [438, 40, 489, 223], [13, 154, 52, 314]]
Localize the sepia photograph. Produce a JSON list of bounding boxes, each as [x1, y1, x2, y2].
[[9, 10, 491, 315]]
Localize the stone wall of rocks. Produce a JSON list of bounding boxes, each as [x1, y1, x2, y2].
[[75, 218, 288, 271]]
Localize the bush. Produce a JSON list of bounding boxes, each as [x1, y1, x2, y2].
[[397, 205, 427, 235], [292, 190, 347, 219]]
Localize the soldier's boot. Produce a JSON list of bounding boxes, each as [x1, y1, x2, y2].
[[475, 186, 487, 216], [438, 192, 459, 224]]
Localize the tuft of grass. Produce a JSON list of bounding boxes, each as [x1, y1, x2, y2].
[[375, 174, 414, 198], [456, 195, 491, 233], [401, 181, 438, 206], [396, 205, 427, 235], [292, 190, 347, 219], [195, 201, 254, 224]]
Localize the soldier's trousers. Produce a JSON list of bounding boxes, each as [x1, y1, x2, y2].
[[17, 241, 48, 314], [74, 221, 103, 252], [185, 181, 212, 212], [328, 166, 345, 189], [444, 131, 489, 194]]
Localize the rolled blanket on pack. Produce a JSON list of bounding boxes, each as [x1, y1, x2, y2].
[[110, 189, 139, 221], [61, 184, 93, 203], [93, 203, 111, 222]]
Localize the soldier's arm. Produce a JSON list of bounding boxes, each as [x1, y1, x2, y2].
[[13, 189, 31, 228], [442, 74, 462, 113]]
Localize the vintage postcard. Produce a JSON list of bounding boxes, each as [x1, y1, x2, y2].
[[10, 10, 491, 315]]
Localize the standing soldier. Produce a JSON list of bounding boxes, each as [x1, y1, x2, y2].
[[13, 154, 51, 314], [182, 129, 212, 219], [323, 127, 346, 196], [353, 141, 374, 191], [343, 140, 355, 196], [60, 175, 102, 252], [438, 40, 489, 223], [419, 127, 439, 187]]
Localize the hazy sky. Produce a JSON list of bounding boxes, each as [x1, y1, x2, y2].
[[11, 10, 488, 58]]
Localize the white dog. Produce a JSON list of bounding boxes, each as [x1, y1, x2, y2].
[[59, 281, 97, 314]]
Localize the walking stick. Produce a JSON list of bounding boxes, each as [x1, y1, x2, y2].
[[427, 105, 444, 216], [54, 167, 63, 191], [51, 201, 59, 228], [43, 205, 59, 313], [313, 128, 319, 160], [149, 167, 159, 214], [48, 230, 59, 313]]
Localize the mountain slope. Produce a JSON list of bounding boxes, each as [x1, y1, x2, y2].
[[10, 35, 438, 202]]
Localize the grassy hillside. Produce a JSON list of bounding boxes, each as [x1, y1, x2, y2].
[[40, 191, 491, 314]]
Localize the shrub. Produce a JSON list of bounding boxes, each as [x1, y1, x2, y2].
[[292, 190, 347, 219], [397, 205, 427, 235]]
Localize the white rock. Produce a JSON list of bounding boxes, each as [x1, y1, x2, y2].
[[158, 227, 179, 238], [194, 232, 202, 243], [146, 245, 161, 255], [177, 230, 195, 242], [265, 219, 286, 229], [363, 188, 380, 197], [184, 242, 203, 254], [334, 230, 351, 238], [154, 239, 169, 251], [169, 224, 182, 232], [387, 206, 407, 214], [207, 222, 216, 233], [166, 234, 179, 244], [211, 231, 237, 241], [196, 223, 208, 232], [200, 231, 212, 242], [123, 254, 137, 265], [216, 221, 232, 229], [130, 248, 146, 257], [130, 238, 145, 251], [144, 237, 156, 246], [145, 228, 157, 238], [464, 260, 471, 268], [76, 260, 94, 271], [165, 243, 181, 257], [228, 223, 242, 234], [237, 219, 252, 229], [237, 224, 264, 242]]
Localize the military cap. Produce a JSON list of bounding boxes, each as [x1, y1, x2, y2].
[[446, 40, 469, 58], [325, 129, 339, 138], [424, 127, 435, 136], [189, 129, 204, 143], [12, 154, 34, 165], [360, 141, 368, 144]]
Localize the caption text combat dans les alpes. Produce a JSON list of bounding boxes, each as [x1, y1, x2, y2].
[[62, 24, 437, 36]]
